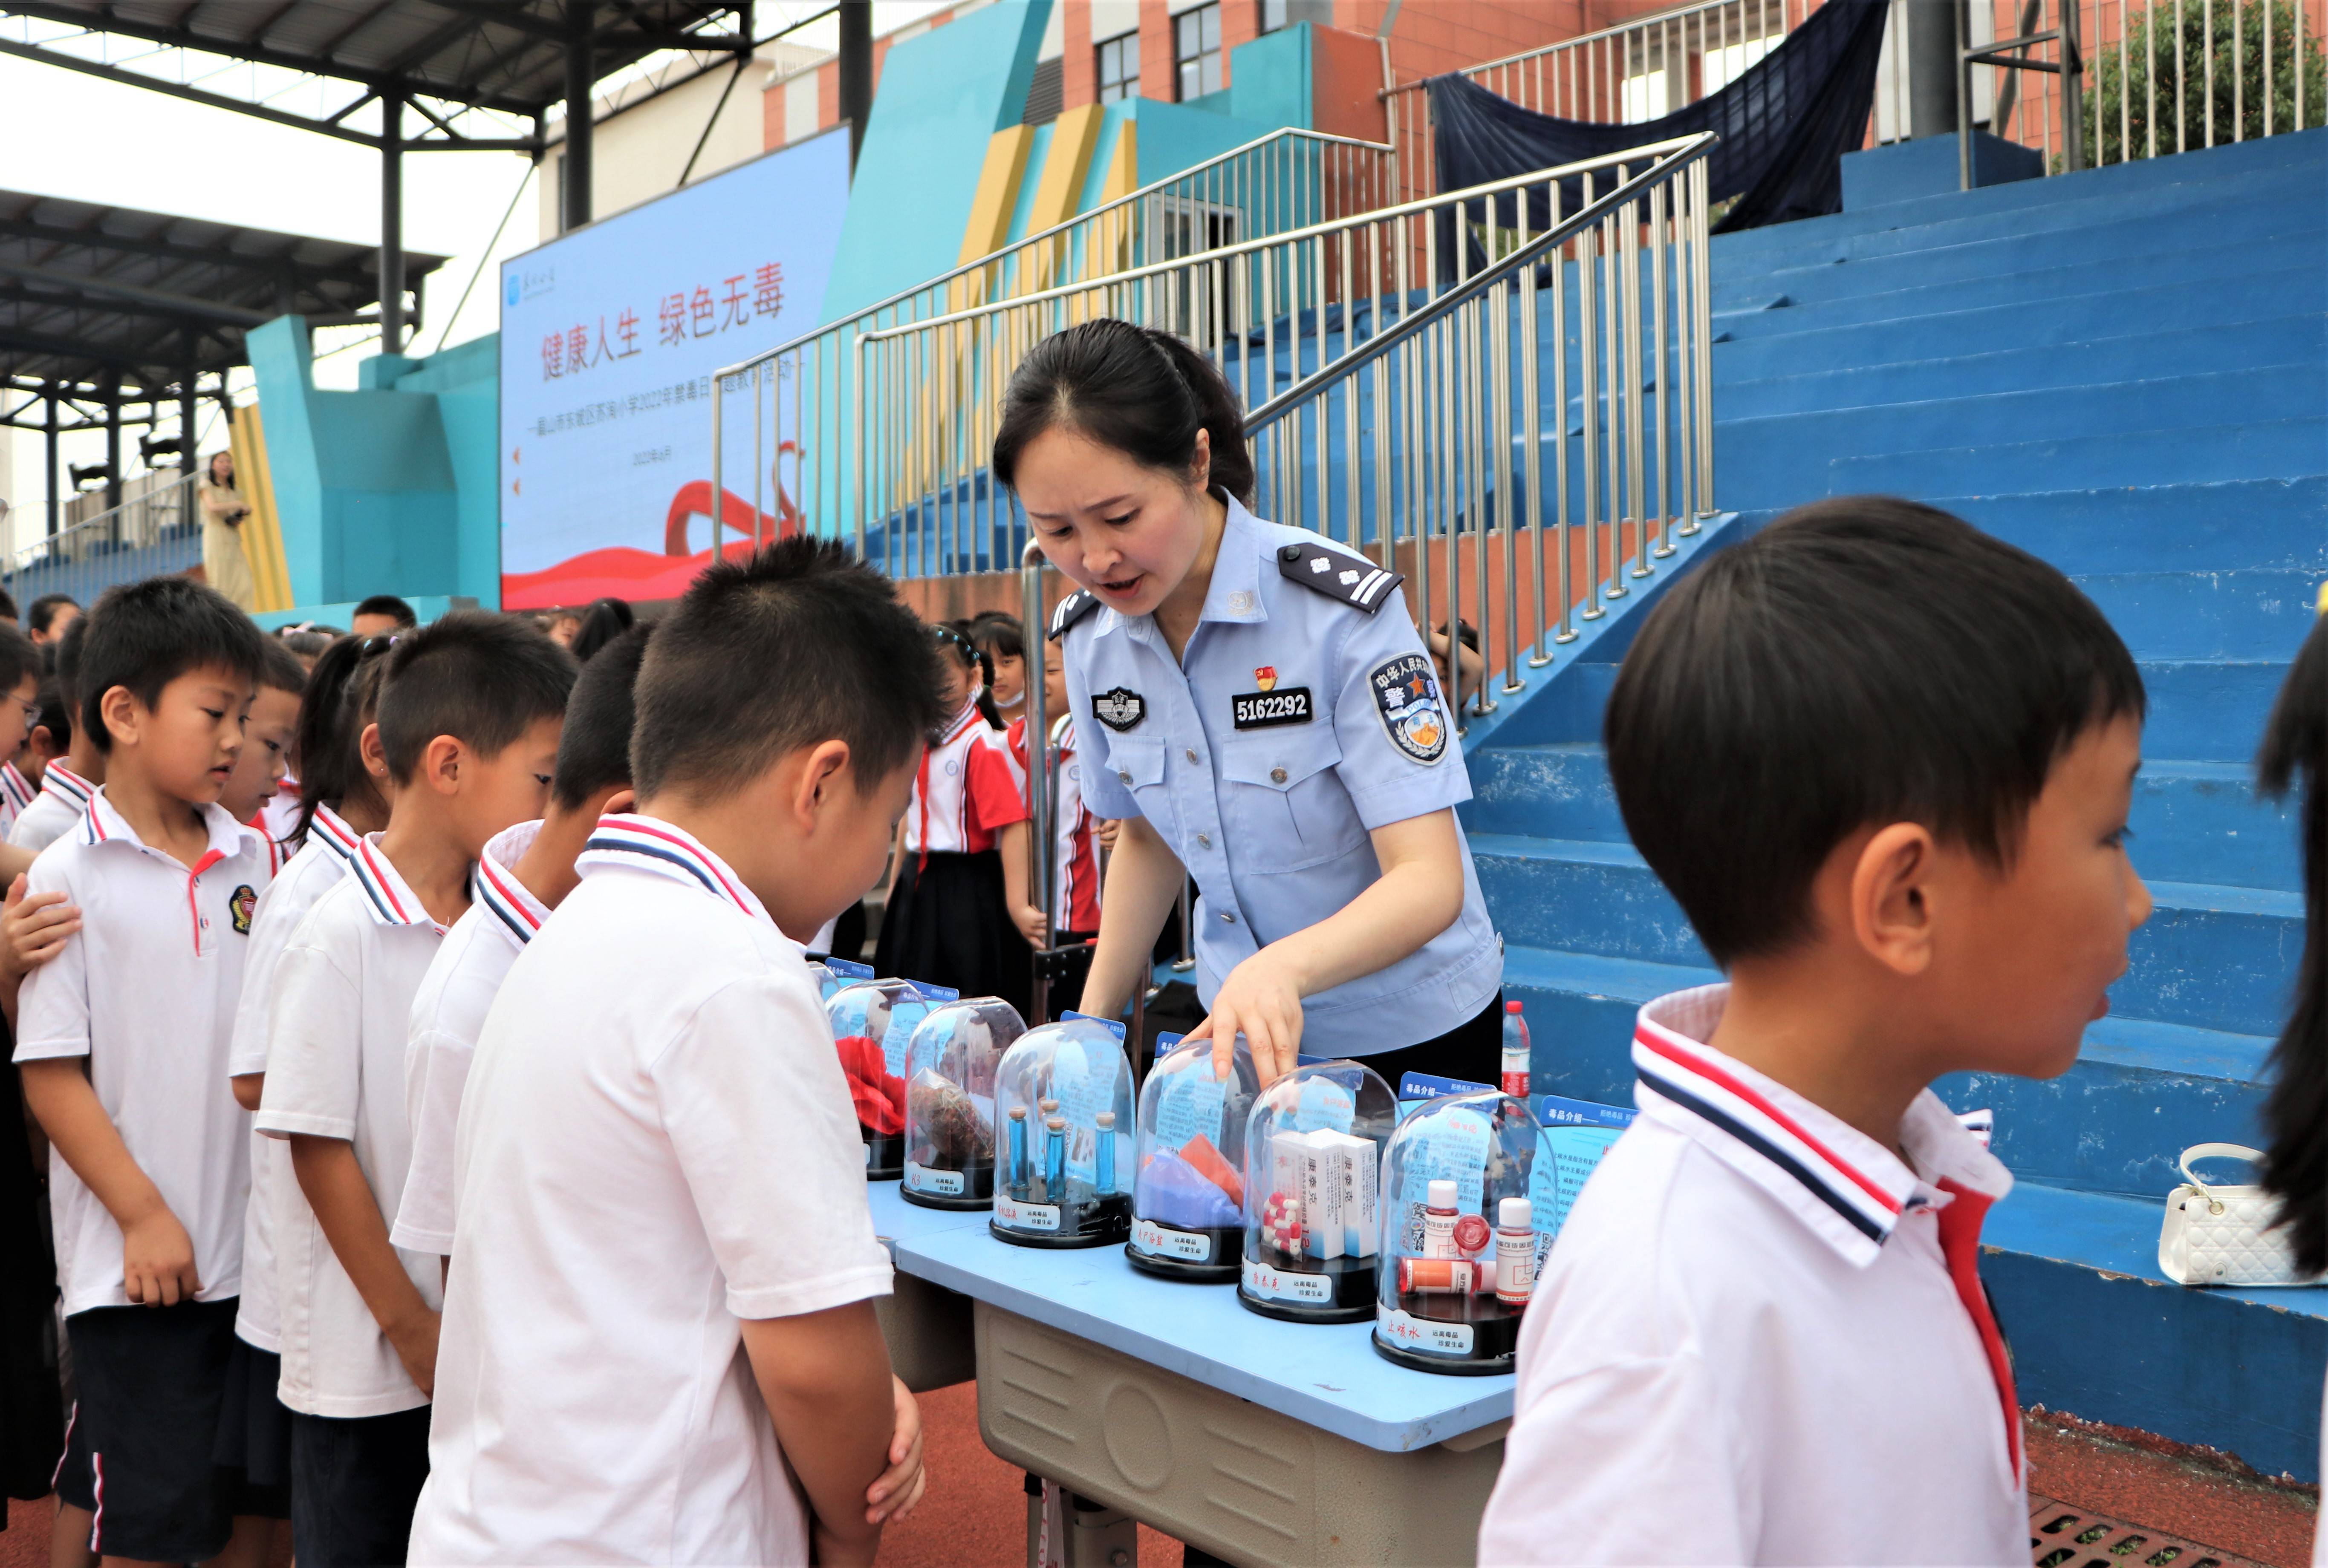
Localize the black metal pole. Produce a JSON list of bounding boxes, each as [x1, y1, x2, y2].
[[564, 1, 596, 231], [42, 384, 57, 539], [181, 331, 199, 475], [381, 90, 405, 354], [838, 0, 872, 175], [103, 376, 121, 518], [1909, 0, 1963, 139]]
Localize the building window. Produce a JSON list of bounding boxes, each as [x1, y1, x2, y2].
[[1097, 31, 1139, 104], [1174, 3, 1222, 101]]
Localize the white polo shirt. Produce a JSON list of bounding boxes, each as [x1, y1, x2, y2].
[[0, 760, 35, 828], [256, 832, 450, 1418], [225, 804, 361, 1352], [13, 790, 273, 1316], [8, 760, 95, 854], [390, 819, 548, 1256], [407, 813, 893, 1568], [1477, 985, 2025, 1566]]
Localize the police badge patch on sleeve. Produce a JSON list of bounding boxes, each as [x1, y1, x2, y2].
[[1092, 687, 1146, 732], [1369, 653, 1448, 764]]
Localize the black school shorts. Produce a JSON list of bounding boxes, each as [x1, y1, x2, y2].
[[290, 1405, 431, 1568], [52, 1298, 240, 1563]]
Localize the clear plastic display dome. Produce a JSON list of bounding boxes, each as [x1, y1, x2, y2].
[[988, 1013, 1135, 1248], [898, 997, 1025, 1211], [826, 977, 957, 1179], [1237, 1061, 1397, 1323], [1372, 1090, 1543, 1374], [1125, 1035, 1257, 1281]]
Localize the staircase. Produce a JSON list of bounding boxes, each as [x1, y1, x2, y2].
[[1462, 128, 2328, 1478]]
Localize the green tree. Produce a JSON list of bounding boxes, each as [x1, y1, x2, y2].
[[2082, 0, 2327, 164]]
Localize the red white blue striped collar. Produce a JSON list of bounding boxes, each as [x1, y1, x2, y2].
[[345, 833, 450, 934], [79, 787, 262, 865], [1631, 985, 2010, 1268], [0, 762, 33, 818], [37, 761, 93, 813], [472, 819, 549, 948], [577, 813, 770, 925], [306, 802, 361, 863]]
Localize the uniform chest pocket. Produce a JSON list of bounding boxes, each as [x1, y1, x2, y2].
[[1218, 737, 1366, 874]]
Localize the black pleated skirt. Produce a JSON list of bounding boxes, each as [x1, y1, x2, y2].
[[875, 850, 1032, 1020]]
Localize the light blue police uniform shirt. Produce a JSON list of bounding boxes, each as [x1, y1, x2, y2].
[[1060, 497, 1503, 1057]]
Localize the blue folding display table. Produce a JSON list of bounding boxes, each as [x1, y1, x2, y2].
[[865, 1183, 1513, 1567]]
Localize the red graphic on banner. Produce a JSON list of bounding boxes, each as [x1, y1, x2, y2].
[[502, 447, 804, 610]]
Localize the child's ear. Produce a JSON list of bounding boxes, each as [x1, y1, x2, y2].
[[98, 685, 141, 750], [1848, 822, 1938, 977], [359, 721, 396, 787], [794, 739, 852, 825], [422, 735, 466, 796]]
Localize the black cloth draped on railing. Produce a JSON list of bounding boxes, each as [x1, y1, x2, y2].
[[1426, 0, 1890, 275]]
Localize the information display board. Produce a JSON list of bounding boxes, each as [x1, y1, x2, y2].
[[498, 129, 848, 608]]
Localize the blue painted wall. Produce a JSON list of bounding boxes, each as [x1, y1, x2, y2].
[[248, 317, 503, 614], [820, 0, 1053, 321]]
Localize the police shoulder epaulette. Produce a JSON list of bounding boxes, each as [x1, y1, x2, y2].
[[1276, 540, 1406, 614], [1048, 589, 1100, 637]]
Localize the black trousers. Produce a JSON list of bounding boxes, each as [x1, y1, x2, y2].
[[290, 1405, 431, 1568], [1350, 989, 1507, 1091]]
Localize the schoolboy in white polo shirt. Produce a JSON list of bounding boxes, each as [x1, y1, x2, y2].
[[259, 614, 574, 1568], [14, 577, 274, 1568], [12, 611, 104, 855], [390, 624, 645, 1258], [220, 634, 396, 1533], [410, 539, 944, 1568], [1478, 499, 2155, 1565]]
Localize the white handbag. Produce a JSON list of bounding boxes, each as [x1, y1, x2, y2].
[[2157, 1143, 2322, 1288]]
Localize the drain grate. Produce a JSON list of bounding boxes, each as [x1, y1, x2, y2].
[[2029, 1497, 2265, 1568]]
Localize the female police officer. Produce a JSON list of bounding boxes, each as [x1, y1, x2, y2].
[[992, 318, 1502, 1086]]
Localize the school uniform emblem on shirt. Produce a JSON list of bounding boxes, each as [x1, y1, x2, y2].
[[230, 885, 257, 935], [1232, 686, 1313, 729], [1370, 653, 1448, 764], [1092, 688, 1145, 732]]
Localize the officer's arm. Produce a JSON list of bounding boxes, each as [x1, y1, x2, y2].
[[1078, 816, 1185, 1023], [1191, 808, 1467, 1084]]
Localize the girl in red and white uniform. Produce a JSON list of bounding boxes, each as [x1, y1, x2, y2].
[[874, 624, 1039, 1016], [1006, 649, 1104, 946]]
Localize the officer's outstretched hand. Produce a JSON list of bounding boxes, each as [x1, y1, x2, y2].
[[1187, 948, 1306, 1087]]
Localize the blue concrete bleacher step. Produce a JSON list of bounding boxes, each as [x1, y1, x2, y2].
[[1451, 129, 2328, 1475]]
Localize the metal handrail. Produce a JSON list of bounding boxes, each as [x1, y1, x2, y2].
[[857, 134, 1709, 345], [716, 126, 1394, 384], [1239, 135, 1717, 430]]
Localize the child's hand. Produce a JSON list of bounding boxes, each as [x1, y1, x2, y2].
[[0, 875, 78, 979], [863, 1375, 925, 1526], [1187, 947, 1306, 1086], [1012, 903, 1049, 950], [1095, 818, 1121, 849], [388, 1307, 442, 1399], [121, 1205, 201, 1306]]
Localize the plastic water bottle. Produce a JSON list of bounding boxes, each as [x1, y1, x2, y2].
[[1500, 1000, 1531, 1099]]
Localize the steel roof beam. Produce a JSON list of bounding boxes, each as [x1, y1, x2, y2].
[[0, 259, 271, 326]]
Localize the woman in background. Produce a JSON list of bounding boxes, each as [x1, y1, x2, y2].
[[199, 451, 259, 612]]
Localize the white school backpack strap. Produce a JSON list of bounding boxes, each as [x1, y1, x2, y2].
[[2157, 1143, 2322, 1288]]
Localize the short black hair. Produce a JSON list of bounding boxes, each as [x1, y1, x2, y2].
[[552, 625, 647, 810], [51, 612, 88, 712], [0, 589, 19, 622], [569, 597, 636, 662], [633, 537, 948, 800], [26, 594, 78, 637], [31, 681, 69, 753], [0, 621, 39, 696], [1603, 496, 2145, 966], [967, 611, 1025, 665], [375, 611, 577, 781], [353, 594, 418, 628], [256, 637, 308, 697], [79, 578, 265, 754]]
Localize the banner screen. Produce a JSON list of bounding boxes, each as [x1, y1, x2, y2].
[[498, 130, 848, 609]]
